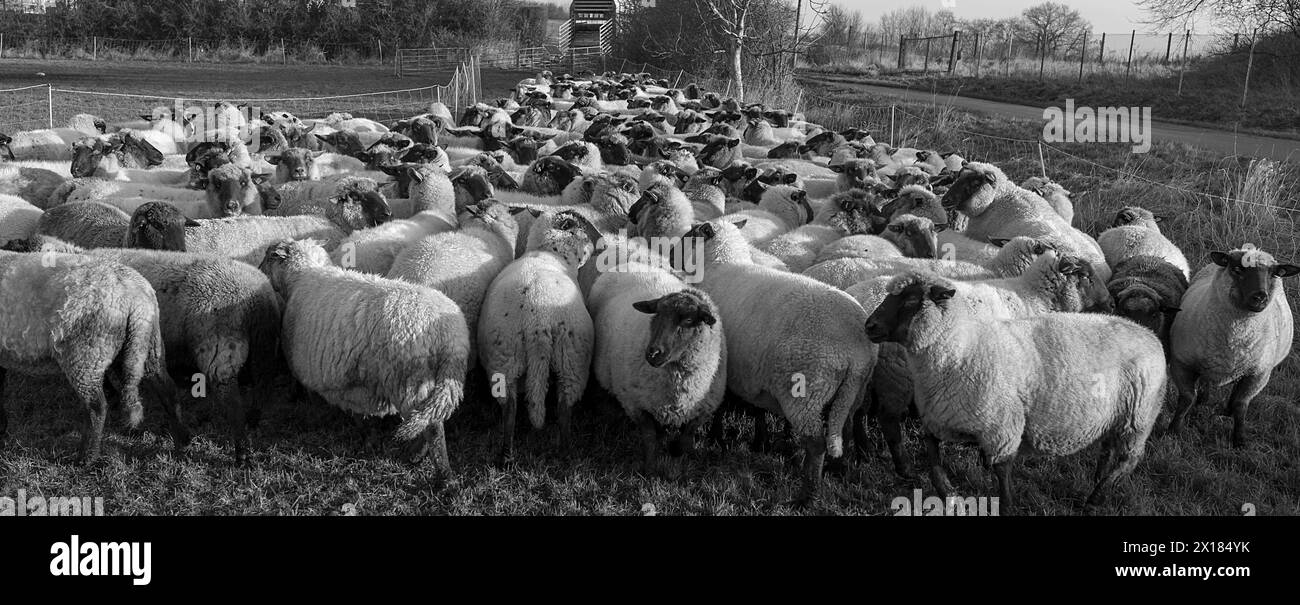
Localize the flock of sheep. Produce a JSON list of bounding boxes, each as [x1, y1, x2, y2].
[[0, 69, 1295, 512]]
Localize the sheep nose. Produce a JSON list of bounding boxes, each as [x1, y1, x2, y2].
[[645, 347, 666, 367], [864, 318, 886, 341], [1249, 292, 1269, 309]]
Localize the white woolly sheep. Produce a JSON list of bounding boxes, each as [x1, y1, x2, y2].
[[0, 195, 42, 244], [758, 188, 882, 272], [478, 211, 595, 462], [723, 184, 814, 247], [864, 271, 1166, 510], [1168, 246, 1299, 447], [627, 181, 693, 240], [53, 163, 268, 219], [682, 218, 876, 503], [0, 250, 189, 460], [387, 201, 520, 368], [588, 264, 726, 475], [0, 164, 65, 208], [1097, 207, 1190, 279], [1020, 176, 1073, 225], [328, 165, 456, 275], [35, 201, 131, 249], [271, 175, 394, 230], [259, 239, 467, 474]]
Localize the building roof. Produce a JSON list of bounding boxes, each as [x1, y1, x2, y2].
[[570, 1, 615, 13]]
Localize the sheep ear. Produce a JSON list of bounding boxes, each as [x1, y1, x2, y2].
[[1161, 306, 1182, 313], [631, 299, 659, 315], [406, 166, 425, 183], [934, 223, 949, 232], [1273, 264, 1300, 278], [528, 208, 543, 218], [1210, 251, 1232, 267], [309, 150, 327, 159], [829, 164, 844, 173], [782, 173, 798, 185], [731, 218, 748, 230], [264, 155, 282, 165], [314, 134, 331, 144], [699, 310, 717, 325], [1152, 215, 1166, 222], [929, 286, 957, 302], [727, 138, 740, 148], [989, 238, 1011, 248], [508, 206, 529, 216], [184, 217, 202, 227]]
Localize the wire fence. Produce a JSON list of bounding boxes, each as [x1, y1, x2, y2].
[[0, 60, 479, 134]]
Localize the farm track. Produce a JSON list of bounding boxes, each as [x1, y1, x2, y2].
[[798, 73, 1300, 162]]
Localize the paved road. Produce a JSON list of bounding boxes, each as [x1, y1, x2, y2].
[[798, 75, 1300, 162]]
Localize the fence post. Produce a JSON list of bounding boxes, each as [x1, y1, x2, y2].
[[188, 37, 193, 62], [1098, 32, 1106, 64], [377, 39, 383, 65], [1125, 30, 1135, 80], [282, 38, 287, 65], [974, 32, 981, 77], [922, 38, 931, 73], [1078, 31, 1087, 82], [1242, 32, 1258, 109], [897, 35, 905, 70], [92, 36, 97, 61], [47, 84, 53, 128], [947, 30, 960, 74], [1177, 30, 1190, 95], [889, 105, 896, 147], [1037, 142, 1046, 178], [1232, 33, 1239, 51], [1164, 32, 1172, 64], [1, 33, 5, 60], [674, 69, 684, 88]]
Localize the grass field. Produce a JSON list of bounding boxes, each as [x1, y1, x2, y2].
[[1, 63, 1297, 516]]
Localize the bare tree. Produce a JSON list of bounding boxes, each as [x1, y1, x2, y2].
[[1019, 2, 1089, 57], [1138, 0, 1298, 35], [694, 0, 757, 99]]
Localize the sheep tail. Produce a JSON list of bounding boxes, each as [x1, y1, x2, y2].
[[117, 303, 164, 430], [524, 328, 553, 430], [824, 359, 871, 459], [394, 349, 467, 442]]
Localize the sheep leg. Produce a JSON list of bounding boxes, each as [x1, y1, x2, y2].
[[557, 400, 575, 453], [791, 435, 826, 508], [1087, 449, 1137, 508], [851, 406, 872, 459], [707, 406, 728, 448], [924, 433, 953, 498], [217, 381, 248, 465], [1226, 373, 1269, 448], [496, 387, 517, 467], [992, 455, 1015, 511], [422, 420, 451, 477], [1092, 440, 1114, 485], [635, 411, 661, 477], [879, 413, 917, 480], [1166, 363, 1200, 435], [75, 383, 109, 462], [670, 415, 702, 458], [145, 373, 191, 455]]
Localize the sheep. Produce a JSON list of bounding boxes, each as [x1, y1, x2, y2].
[[883, 184, 947, 226], [682, 165, 727, 220], [815, 234, 903, 263], [588, 264, 726, 475], [0, 195, 42, 244], [942, 162, 1108, 281], [129, 207, 354, 266], [627, 181, 694, 240], [478, 211, 595, 462], [387, 201, 520, 368], [0, 164, 64, 208], [864, 271, 1166, 510], [3, 128, 84, 161], [723, 185, 813, 247], [259, 239, 467, 473], [53, 163, 268, 219], [1097, 207, 1191, 279], [266, 148, 368, 184], [1168, 246, 1299, 447], [1111, 205, 1163, 230], [758, 188, 882, 272], [1021, 176, 1073, 225], [804, 256, 994, 291], [35, 201, 132, 249], [28, 245, 281, 464], [69, 131, 165, 177], [519, 156, 583, 196], [683, 218, 876, 503], [0, 250, 190, 460], [829, 158, 879, 192], [328, 165, 456, 275], [271, 176, 393, 230], [879, 214, 941, 259], [1107, 255, 1189, 354]]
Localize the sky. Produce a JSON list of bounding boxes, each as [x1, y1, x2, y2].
[[829, 0, 1204, 35]]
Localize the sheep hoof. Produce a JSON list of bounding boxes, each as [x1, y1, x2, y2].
[[403, 439, 430, 465]]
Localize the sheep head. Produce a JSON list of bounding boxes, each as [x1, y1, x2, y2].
[[526, 210, 594, 269], [632, 289, 719, 368], [0, 133, 13, 160], [1211, 246, 1300, 313], [267, 148, 325, 182], [940, 162, 1003, 216], [865, 273, 958, 345], [259, 239, 331, 293], [1112, 206, 1163, 230], [759, 185, 814, 227], [449, 165, 496, 216], [206, 164, 267, 217], [127, 202, 199, 252], [883, 214, 942, 259], [829, 158, 878, 191]]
